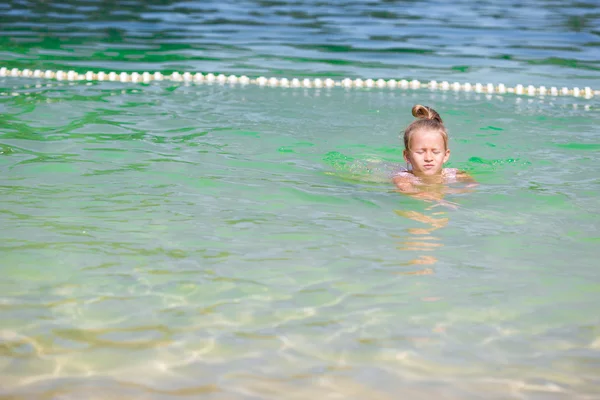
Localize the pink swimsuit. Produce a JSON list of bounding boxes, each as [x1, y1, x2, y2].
[[393, 168, 459, 184]]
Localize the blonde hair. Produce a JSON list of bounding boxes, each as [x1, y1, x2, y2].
[[403, 104, 448, 150]]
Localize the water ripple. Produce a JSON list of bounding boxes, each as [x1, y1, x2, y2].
[[1, 0, 599, 87]]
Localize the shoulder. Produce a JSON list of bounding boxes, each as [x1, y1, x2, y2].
[[392, 171, 417, 192], [442, 168, 459, 182], [445, 169, 477, 185], [392, 170, 416, 183]]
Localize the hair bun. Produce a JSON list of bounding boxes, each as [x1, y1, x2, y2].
[[411, 104, 443, 123]]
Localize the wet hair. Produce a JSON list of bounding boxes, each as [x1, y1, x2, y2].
[[403, 104, 448, 150]]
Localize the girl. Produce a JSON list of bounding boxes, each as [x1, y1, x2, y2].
[[393, 104, 476, 203]]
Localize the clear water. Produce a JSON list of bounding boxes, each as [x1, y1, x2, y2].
[[1, 1, 599, 399]]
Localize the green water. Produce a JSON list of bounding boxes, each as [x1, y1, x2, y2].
[[2, 0, 600, 399], [2, 83, 599, 399]]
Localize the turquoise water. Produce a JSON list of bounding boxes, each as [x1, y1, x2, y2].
[[1, 1, 600, 399]]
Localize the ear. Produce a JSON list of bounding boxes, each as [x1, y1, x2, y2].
[[443, 149, 450, 164], [403, 149, 409, 163]]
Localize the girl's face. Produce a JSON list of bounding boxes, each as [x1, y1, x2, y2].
[[403, 129, 450, 177]]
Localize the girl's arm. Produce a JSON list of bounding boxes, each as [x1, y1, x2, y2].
[[443, 171, 478, 195], [457, 170, 478, 187]]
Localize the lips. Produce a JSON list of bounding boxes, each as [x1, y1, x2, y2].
[[423, 164, 434, 169]]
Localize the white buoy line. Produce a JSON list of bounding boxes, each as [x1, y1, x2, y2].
[[0, 66, 597, 99]]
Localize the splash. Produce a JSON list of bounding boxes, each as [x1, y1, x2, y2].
[[323, 151, 404, 183]]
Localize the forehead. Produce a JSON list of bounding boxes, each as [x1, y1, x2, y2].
[[410, 129, 446, 148]]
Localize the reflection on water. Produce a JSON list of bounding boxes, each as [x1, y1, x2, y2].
[[395, 208, 449, 275]]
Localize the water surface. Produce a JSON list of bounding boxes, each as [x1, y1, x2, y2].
[[1, 1, 600, 399], [1, 0, 599, 87]]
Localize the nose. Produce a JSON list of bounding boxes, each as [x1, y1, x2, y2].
[[424, 151, 433, 161]]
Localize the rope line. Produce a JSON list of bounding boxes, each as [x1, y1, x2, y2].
[[1, 66, 597, 98]]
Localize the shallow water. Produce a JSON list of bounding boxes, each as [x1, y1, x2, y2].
[[1, 1, 600, 399]]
